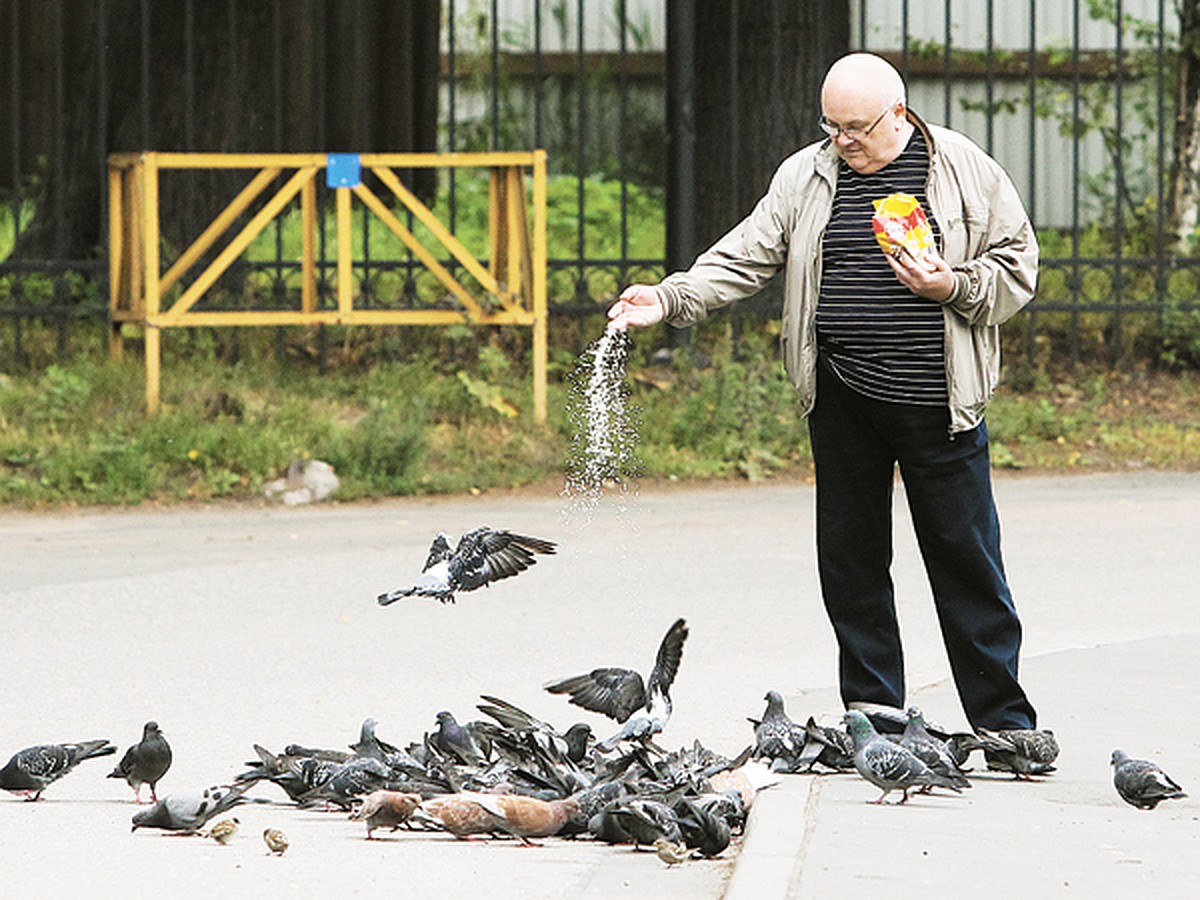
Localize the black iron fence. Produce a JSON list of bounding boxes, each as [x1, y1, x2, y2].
[[2, 0, 1198, 370]]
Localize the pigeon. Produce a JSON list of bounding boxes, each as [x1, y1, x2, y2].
[[477, 694, 589, 762], [898, 707, 971, 790], [748, 691, 805, 766], [593, 796, 683, 847], [545, 618, 688, 751], [654, 837, 694, 866], [842, 710, 963, 804], [0, 739, 116, 801], [349, 718, 401, 761], [1111, 749, 1187, 809], [944, 732, 987, 769], [108, 721, 172, 803], [797, 717, 855, 771], [673, 796, 732, 857], [296, 756, 392, 809], [378, 527, 557, 605], [206, 817, 240, 845], [414, 793, 506, 840], [977, 728, 1059, 779], [131, 783, 250, 833], [263, 827, 289, 855], [431, 711, 487, 766], [350, 790, 423, 838], [475, 794, 581, 843]]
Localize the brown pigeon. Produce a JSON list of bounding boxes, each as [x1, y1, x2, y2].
[[350, 790, 422, 838]]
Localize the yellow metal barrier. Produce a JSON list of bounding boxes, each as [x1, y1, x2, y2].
[[108, 151, 548, 422]]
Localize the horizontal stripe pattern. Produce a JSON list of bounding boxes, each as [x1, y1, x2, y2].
[[817, 129, 947, 407]]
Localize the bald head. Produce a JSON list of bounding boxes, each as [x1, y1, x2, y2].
[[820, 53, 912, 174], [822, 52, 906, 111]]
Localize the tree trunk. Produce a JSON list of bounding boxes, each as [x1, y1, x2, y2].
[[1171, 0, 1200, 248], [675, 0, 849, 260], [5, 0, 441, 263]]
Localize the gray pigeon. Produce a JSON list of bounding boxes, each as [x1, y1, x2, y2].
[[673, 796, 732, 858], [898, 707, 971, 790], [799, 717, 855, 771], [131, 782, 250, 833], [108, 721, 172, 803], [0, 739, 116, 801], [748, 691, 805, 765], [349, 718, 400, 761], [843, 710, 963, 804], [545, 618, 688, 751], [593, 797, 683, 847], [378, 527, 557, 605], [431, 710, 486, 765], [977, 728, 1059, 779], [1111, 748, 1186, 809]]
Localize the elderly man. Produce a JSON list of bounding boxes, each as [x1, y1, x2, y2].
[[609, 52, 1041, 736]]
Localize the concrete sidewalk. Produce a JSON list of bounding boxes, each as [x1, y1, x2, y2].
[[727, 472, 1200, 899], [1, 472, 1198, 898]]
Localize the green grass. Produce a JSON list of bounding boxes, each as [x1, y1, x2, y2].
[[0, 320, 1196, 508]]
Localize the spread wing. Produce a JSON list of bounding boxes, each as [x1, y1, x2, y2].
[[543, 667, 646, 723], [646, 618, 688, 697], [449, 527, 557, 593]]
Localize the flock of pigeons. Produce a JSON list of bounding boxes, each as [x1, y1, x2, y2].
[[1, 525, 1185, 866], [748, 691, 1183, 809], [0, 573, 756, 864]]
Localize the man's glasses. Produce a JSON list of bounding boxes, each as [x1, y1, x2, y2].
[[817, 98, 903, 140]]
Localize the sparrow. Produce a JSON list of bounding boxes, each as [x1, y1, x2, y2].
[[207, 817, 240, 845], [263, 828, 289, 855]]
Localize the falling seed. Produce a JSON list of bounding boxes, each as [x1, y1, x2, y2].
[[561, 328, 641, 525]]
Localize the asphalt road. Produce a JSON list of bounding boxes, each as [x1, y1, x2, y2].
[[2, 471, 1198, 898]]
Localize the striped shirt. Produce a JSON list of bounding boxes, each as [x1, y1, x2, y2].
[[816, 129, 947, 406]]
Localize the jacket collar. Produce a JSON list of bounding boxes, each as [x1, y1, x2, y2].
[[815, 107, 938, 182]]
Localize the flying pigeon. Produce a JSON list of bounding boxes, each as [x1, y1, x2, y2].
[[263, 827, 289, 855], [0, 739, 116, 801], [977, 728, 1059, 779], [1111, 749, 1187, 809], [378, 527, 557, 605], [544, 617, 688, 751], [842, 710, 963, 804], [108, 721, 172, 803], [131, 783, 250, 833]]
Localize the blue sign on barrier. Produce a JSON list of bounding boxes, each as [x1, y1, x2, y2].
[[326, 153, 362, 188]]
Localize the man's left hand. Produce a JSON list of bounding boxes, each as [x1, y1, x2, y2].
[[886, 249, 956, 302]]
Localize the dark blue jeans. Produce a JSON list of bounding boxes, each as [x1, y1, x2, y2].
[[807, 356, 1037, 731]]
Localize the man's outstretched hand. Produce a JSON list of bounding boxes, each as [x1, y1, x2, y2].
[[607, 284, 665, 330]]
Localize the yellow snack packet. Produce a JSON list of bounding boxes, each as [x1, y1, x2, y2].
[[871, 193, 935, 265]]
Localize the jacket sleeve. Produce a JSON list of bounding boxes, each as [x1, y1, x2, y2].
[[943, 154, 1039, 328], [655, 160, 796, 325]]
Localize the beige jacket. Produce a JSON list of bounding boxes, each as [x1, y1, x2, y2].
[[655, 112, 1038, 434]]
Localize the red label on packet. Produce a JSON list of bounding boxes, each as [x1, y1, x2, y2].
[[871, 193, 935, 267]]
